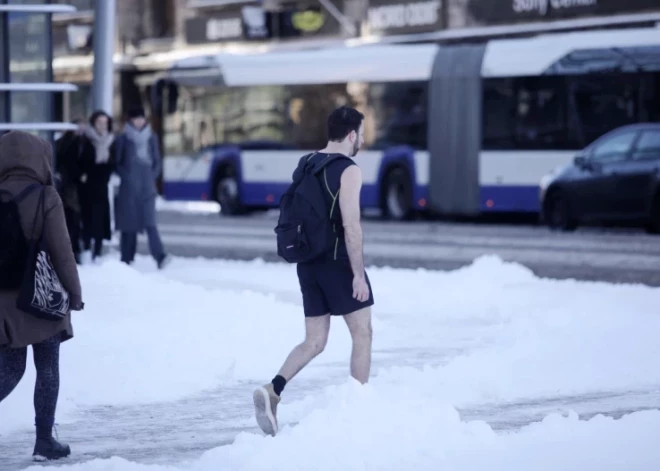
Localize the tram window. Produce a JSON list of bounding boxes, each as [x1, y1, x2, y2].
[[482, 78, 516, 149], [368, 81, 428, 150], [638, 73, 660, 124], [162, 86, 196, 155], [286, 84, 358, 150], [565, 74, 641, 148], [483, 76, 569, 150], [213, 86, 291, 145], [482, 72, 660, 151], [513, 76, 568, 150]]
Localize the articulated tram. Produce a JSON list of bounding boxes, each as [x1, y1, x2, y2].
[[156, 27, 660, 219]]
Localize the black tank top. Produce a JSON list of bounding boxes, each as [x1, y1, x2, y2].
[[309, 152, 356, 262]]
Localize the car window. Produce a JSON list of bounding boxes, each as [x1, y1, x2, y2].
[[632, 130, 660, 161], [591, 131, 637, 163]]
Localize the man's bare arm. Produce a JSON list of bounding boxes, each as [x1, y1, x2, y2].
[[339, 165, 365, 278]]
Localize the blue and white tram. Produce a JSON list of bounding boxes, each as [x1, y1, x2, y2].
[[157, 27, 660, 219]]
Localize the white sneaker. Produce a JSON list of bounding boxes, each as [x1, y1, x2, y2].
[[253, 383, 281, 437]]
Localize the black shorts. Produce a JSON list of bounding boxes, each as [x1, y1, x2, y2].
[[297, 260, 375, 317]]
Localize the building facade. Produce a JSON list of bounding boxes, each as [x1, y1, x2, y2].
[[49, 0, 660, 127], [51, 0, 183, 124]]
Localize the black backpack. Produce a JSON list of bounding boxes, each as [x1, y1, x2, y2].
[[0, 183, 40, 290], [275, 152, 349, 263]]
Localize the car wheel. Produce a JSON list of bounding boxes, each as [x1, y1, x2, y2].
[[645, 193, 660, 234], [546, 191, 577, 232]]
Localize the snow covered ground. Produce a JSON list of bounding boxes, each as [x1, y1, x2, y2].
[[1, 254, 660, 470], [154, 196, 220, 214]]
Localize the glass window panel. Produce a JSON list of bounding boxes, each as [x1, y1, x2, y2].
[[566, 75, 641, 148], [591, 131, 637, 163], [368, 81, 427, 150], [632, 130, 660, 161]]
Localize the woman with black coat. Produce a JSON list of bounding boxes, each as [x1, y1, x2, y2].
[[79, 110, 115, 262]]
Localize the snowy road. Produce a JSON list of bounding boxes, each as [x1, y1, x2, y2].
[[1, 253, 660, 470], [140, 206, 660, 286]]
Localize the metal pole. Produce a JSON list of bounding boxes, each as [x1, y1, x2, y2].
[[91, 0, 118, 234], [91, 0, 116, 114], [46, 11, 54, 154]]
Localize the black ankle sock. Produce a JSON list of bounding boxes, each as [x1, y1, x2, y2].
[[271, 375, 286, 396]]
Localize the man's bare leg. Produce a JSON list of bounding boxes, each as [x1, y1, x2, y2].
[[253, 314, 331, 436], [277, 314, 331, 381], [343, 306, 372, 384]]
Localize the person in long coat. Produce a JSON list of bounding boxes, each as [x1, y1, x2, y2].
[[54, 117, 88, 264], [114, 106, 171, 269], [0, 131, 84, 461], [79, 110, 114, 262]]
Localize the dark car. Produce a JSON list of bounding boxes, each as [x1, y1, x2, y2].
[[540, 123, 660, 233]]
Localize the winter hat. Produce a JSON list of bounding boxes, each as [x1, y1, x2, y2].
[[127, 106, 145, 119]]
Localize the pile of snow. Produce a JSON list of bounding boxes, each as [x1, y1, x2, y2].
[[155, 196, 220, 214], [2, 254, 659, 470], [21, 382, 660, 470]]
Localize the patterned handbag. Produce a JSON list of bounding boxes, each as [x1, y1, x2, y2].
[[16, 186, 70, 321]]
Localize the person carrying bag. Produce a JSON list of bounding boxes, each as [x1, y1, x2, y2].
[[0, 130, 84, 462]]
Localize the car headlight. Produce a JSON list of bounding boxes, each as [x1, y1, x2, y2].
[[539, 173, 553, 193], [539, 167, 561, 200]]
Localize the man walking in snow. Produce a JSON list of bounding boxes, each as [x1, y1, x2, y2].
[[253, 106, 374, 437]]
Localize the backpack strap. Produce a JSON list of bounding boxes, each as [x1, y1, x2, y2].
[[12, 183, 42, 204], [309, 153, 350, 176], [0, 183, 41, 203]]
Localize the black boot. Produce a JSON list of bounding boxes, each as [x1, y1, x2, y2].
[[32, 425, 71, 461]]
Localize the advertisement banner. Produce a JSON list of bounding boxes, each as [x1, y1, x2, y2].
[[463, 0, 660, 26], [185, 6, 270, 44], [364, 0, 444, 36], [276, 5, 342, 38], [184, 3, 345, 44]]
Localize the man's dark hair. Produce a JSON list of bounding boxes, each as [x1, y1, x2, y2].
[[327, 106, 364, 142]]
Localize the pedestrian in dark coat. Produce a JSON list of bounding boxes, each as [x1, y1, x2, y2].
[[114, 106, 170, 269], [54, 118, 88, 264], [79, 110, 114, 262], [0, 131, 84, 461]]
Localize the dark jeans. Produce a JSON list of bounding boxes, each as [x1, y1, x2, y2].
[[80, 191, 109, 259], [0, 334, 61, 428], [83, 236, 103, 259], [120, 226, 165, 264], [82, 207, 104, 258]]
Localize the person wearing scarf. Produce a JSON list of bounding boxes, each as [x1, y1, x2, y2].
[[113, 106, 171, 269], [78, 110, 115, 262]]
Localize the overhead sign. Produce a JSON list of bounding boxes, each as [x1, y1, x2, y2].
[[291, 10, 326, 33], [465, 0, 660, 25], [184, 3, 344, 43], [365, 0, 443, 36], [277, 5, 342, 38], [185, 6, 270, 44]]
